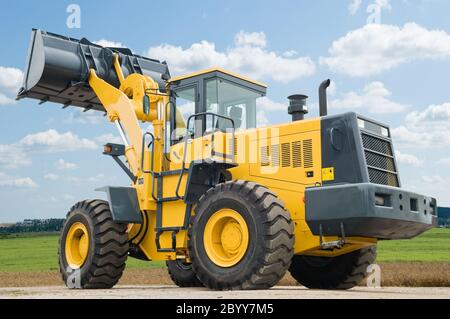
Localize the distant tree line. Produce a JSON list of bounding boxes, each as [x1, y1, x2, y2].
[[0, 207, 448, 234], [0, 219, 65, 234]]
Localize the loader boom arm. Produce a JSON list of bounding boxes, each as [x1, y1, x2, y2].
[[88, 70, 144, 176]]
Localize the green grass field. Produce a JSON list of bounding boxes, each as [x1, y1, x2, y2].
[[0, 228, 449, 272], [0, 233, 165, 272], [377, 228, 450, 262]]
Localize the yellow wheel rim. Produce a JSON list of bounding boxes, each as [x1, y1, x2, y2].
[[65, 222, 89, 269], [204, 209, 249, 268]]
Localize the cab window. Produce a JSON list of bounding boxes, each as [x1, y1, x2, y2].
[[206, 78, 261, 131], [172, 85, 196, 142]]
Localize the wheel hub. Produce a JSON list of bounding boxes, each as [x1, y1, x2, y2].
[[65, 222, 89, 269], [204, 209, 249, 268]]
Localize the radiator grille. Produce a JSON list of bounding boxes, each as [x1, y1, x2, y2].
[[361, 132, 399, 187], [368, 168, 399, 187], [362, 134, 393, 156]]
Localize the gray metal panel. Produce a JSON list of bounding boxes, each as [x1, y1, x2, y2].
[[97, 186, 142, 224], [305, 183, 437, 239], [320, 112, 369, 185]]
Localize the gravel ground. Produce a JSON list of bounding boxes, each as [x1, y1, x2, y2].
[[1, 285, 450, 299]]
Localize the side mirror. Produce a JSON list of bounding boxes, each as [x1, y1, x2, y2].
[[143, 95, 151, 115]]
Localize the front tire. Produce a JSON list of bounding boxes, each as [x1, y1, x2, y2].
[[189, 180, 294, 290], [59, 200, 129, 289], [289, 246, 377, 290]]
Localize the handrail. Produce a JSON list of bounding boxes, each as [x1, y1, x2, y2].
[[175, 112, 236, 200], [140, 131, 158, 201]]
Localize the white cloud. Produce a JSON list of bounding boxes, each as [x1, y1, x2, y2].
[[392, 125, 450, 148], [0, 66, 23, 105], [234, 31, 267, 47], [147, 31, 315, 83], [282, 50, 298, 58], [0, 93, 16, 105], [95, 134, 123, 145], [257, 111, 270, 127], [405, 102, 450, 129], [65, 109, 104, 125], [19, 129, 97, 152], [256, 97, 286, 112], [329, 82, 408, 114], [94, 39, 124, 48], [395, 150, 422, 167], [0, 66, 23, 92], [65, 174, 105, 184], [0, 172, 37, 189], [373, 0, 392, 11], [321, 23, 450, 77], [349, 0, 362, 15], [0, 145, 30, 169], [392, 102, 450, 148], [44, 173, 105, 184], [44, 173, 59, 181], [438, 158, 450, 165], [56, 159, 77, 170], [421, 175, 448, 184], [0, 130, 97, 169]]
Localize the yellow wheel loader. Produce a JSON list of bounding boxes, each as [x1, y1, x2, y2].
[[17, 29, 437, 290]]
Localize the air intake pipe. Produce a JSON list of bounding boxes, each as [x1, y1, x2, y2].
[[288, 94, 308, 121], [319, 79, 331, 117]]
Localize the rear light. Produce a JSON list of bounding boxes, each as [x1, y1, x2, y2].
[[375, 193, 392, 207], [103, 145, 113, 154]]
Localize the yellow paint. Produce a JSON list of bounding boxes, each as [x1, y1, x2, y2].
[[203, 209, 249, 267], [169, 67, 267, 88], [322, 167, 335, 182], [65, 222, 89, 269]]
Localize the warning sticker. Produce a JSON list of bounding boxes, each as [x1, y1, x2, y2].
[[322, 167, 335, 181]]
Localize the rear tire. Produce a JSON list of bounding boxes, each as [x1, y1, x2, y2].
[[166, 260, 203, 287], [189, 180, 294, 290], [59, 200, 129, 289], [289, 246, 377, 290]]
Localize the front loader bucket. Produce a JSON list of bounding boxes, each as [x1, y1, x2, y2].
[[17, 29, 170, 111]]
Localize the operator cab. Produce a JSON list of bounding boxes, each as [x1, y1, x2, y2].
[[167, 68, 267, 145]]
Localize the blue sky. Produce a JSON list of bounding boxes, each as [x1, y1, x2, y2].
[[1, 0, 450, 222]]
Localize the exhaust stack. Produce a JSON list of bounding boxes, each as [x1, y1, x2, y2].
[[319, 79, 331, 117], [288, 94, 308, 122]]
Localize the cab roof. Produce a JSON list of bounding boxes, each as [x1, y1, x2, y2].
[[168, 67, 267, 89]]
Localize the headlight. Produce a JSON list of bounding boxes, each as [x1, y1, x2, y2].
[[358, 118, 390, 138]]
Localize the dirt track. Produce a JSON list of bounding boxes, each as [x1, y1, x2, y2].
[[1, 285, 450, 299]]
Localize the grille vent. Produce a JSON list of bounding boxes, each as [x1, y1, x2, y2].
[[281, 143, 291, 167], [261, 146, 270, 166], [361, 132, 399, 187], [271, 145, 280, 167], [303, 139, 313, 168], [260, 139, 313, 169], [292, 141, 302, 168], [228, 138, 238, 156]]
